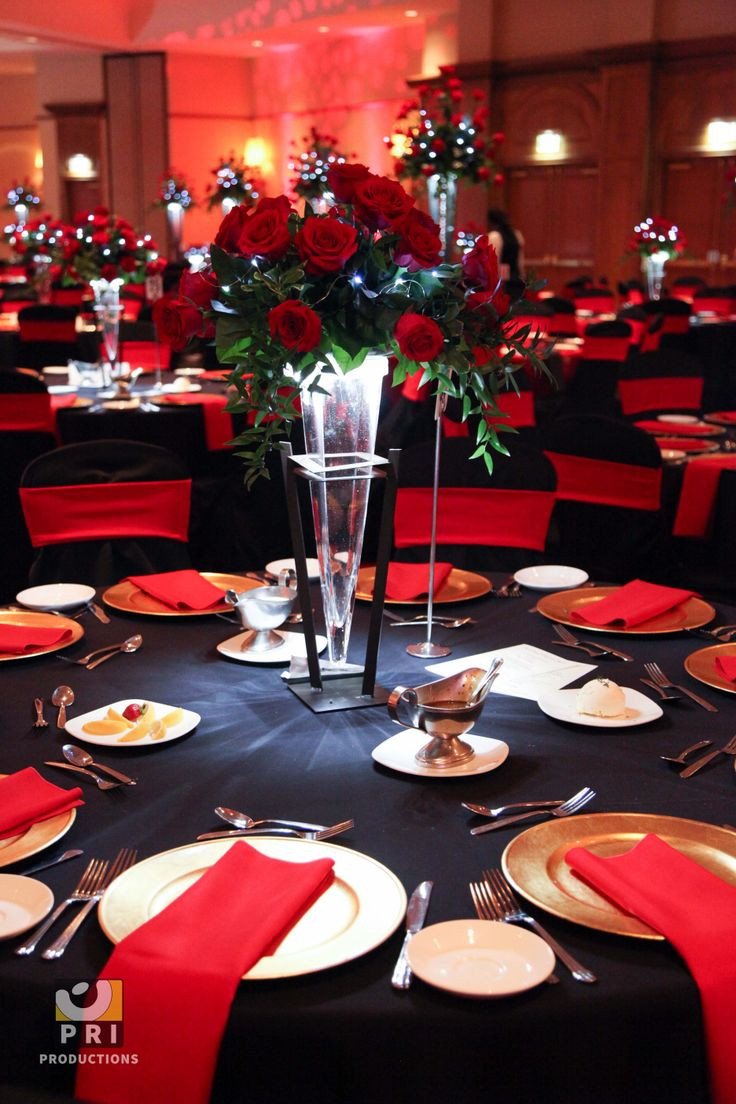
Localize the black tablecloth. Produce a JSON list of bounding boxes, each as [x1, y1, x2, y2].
[[2, 575, 736, 1103]]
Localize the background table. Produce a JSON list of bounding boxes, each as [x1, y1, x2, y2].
[[1, 574, 735, 1103]]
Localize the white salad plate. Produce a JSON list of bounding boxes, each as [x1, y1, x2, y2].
[[16, 583, 96, 611], [0, 875, 54, 939], [513, 565, 589, 591], [64, 700, 201, 748], [266, 558, 321, 581], [371, 731, 509, 778], [536, 686, 663, 728]]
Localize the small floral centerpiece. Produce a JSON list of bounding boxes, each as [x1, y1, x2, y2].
[[205, 154, 264, 212], [5, 178, 42, 217], [626, 216, 686, 259], [289, 126, 351, 203], [156, 163, 547, 482], [154, 170, 196, 210], [5, 212, 69, 267], [62, 207, 161, 285]]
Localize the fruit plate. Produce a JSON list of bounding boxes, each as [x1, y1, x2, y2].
[[64, 700, 201, 748]]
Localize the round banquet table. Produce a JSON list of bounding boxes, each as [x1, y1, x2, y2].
[[2, 572, 735, 1104]]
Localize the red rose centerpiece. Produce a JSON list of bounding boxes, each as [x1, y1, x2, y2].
[[626, 216, 686, 300], [205, 154, 264, 215], [289, 126, 353, 210]]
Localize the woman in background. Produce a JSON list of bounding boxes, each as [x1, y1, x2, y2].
[[487, 208, 525, 282]]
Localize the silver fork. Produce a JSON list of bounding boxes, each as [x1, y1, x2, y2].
[[481, 868, 597, 983], [33, 698, 48, 727], [15, 857, 108, 955], [495, 575, 521, 598], [469, 880, 560, 984], [553, 623, 633, 662], [56, 641, 130, 666], [644, 662, 718, 712], [470, 786, 596, 835], [41, 848, 138, 960], [640, 678, 682, 702]]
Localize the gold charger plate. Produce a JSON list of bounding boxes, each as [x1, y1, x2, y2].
[[0, 775, 77, 868], [535, 586, 714, 635], [684, 643, 736, 695], [356, 566, 492, 605], [101, 572, 258, 617], [0, 611, 84, 662], [502, 812, 736, 939]]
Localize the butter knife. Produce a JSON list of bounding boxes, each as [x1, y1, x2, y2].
[[391, 880, 433, 990], [679, 738, 736, 779], [89, 601, 111, 624], [196, 819, 354, 842]]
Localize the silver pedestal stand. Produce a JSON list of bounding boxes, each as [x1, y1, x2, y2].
[[406, 393, 451, 659]]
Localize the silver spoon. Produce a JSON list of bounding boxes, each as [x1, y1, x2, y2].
[[468, 657, 504, 704], [51, 685, 74, 729], [388, 616, 475, 629], [214, 806, 333, 833], [85, 634, 143, 670], [659, 739, 713, 765], [62, 744, 137, 786]]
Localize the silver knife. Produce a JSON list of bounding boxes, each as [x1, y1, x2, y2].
[[391, 880, 433, 990], [680, 741, 736, 779], [196, 819, 354, 842], [19, 849, 84, 876], [666, 683, 718, 713]]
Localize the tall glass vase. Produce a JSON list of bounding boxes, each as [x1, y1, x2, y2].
[[643, 251, 669, 301], [299, 354, 388, 668], [166, 202, 185, 260], [90, 277, 124, 387], [426, 173, 458, 260]]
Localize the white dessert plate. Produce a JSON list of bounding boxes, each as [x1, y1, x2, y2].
[[656, 414, 699, 424], [371, 731, 509, 778], [537, 686, 662, 728], [161, 382, 202, 394], [217, 630, 327, 665], [407, 920, 554, 997], [0, 875, 54, 939], [102, 399, 140, 411], [47, 384, 77, 395], [174, 367, 205, 377], [64, 699, 201, 748], [266, 557, 321, 581], [659, 449, 686, 462], [513, 565, 589, 591], [16, 583, 96, 611], [42, 366, 70, 375], [99, 836, 407, 979]]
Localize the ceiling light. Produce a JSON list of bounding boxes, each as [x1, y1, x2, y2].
[[706, 119, 736, 151], [251, 39, 263, 48], [65, 153, 96, 180], [318, 25, 329, 33], [534, 129, 563, 158], [404, 9, 419, 16]]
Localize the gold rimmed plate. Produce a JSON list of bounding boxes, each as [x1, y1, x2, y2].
[[356, 566, 492, 605], [101, 572, 258, 617], [0, 775, 77, 869], [704, 411, 736, 428], [502, 812, 736, 939], [99, 837, 407, 979], [535, 586, 714, 635], [684, 643, 736, 695], [0, 611, 84, 662], [653, 437, 720, 455]]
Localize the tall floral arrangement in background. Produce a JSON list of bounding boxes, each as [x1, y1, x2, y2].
[[205, 154, 264, 212], [155, 162, 548, 482], [5, 178, 42, 215], [289, 126, 352, 203], [4, 212, 69, 268], [626, 216, 686, 259], [61, 207, 161, 284], [154, 169, 197, 211]]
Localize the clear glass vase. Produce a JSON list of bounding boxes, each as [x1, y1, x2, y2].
[[299, 354, 388, 668], [90, 277, 124, 386], [166, 202, 185, 260], [426, 173, 458, 260], [643, 251, 669, 301]]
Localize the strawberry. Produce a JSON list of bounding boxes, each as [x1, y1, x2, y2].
[[122, 702, 147, 721]]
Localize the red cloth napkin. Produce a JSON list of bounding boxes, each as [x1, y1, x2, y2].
[[0, 767, 83, 840], [635, 419, 715, 436], [566, 833, 736, 1104], [75, 841, 334, 1104], [715, 655, 736, 682], [0, 624, 74, 655], [707, 411, 736, 423], [572, 579, 696, 628], [673, 455, 736, 537], [385, 561, 453, 601], [126, 570, 226, 610]]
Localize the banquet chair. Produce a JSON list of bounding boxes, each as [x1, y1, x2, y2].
[[56, 402, 209, 473], [579, 319, 632, 362], [19, 440, 193, 587], [671, 276, 706, 304], [17, 304, 80, 370], [49, 282, 87, 308], [393, 437, 557, 572], [542, 415, 673, 582], [573, 288, 616, 314], [617, 280, 645, 306], [544, 297, 578, 337], [0, 284, 38, 315], [618, 350, 704, 417], [640, 297, 692, 351], [617, 305, 648, 349], [119, 320, 171, 374], [692, 286, 735, 317]]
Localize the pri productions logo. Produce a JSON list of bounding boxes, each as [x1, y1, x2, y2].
[[55, 980, 124, 1047]]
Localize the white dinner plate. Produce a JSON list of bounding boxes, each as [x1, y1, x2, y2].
[[174, 367, 205, 377], [656, 414, 699, 424], [16, 583, 96, 611], [99, 836, 407, 979], [536, 686, 663, 728], [42, 366, 70, 375], [266, 557, 321, 581], [47, 384, 77, 395], [161, 382, 202, 394], [64, 699, 201, 748], [407, 920, 554, 997], [371, 731, 509, 778], [0, 875, 54, 940], [217, 630, 327, 664], [513, 565, 589, 591]]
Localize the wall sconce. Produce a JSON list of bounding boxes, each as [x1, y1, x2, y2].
[[244, 138, 270, 170], [705, 119, 736, 151], [535, 130, 563, 159], [65, 153, 96, 180]]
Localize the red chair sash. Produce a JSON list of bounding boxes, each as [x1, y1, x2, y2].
[[673, 456, 736, 537], [504, 315, 550, 341], [618, 376, 703, 415], [19, 479, 192, 547], [1, 300, 36, 314], [545, 451, 662, 510], [660, 315, 691, 335], [580, 336, 630, 362], [401, 370, 431, 403], [50, 289, 86, 306], [19, 321, 77, 343], [693, 297, 734, 317], [395, 487, 555, 550], [487, 391, 536, 427], [623, 319, 647, 346], [441, 416, 469, 438], [0, 393, 53, 431], [122, 342, 169, 372], [574, 295, 615, 312], [548, 314, 578, 337]]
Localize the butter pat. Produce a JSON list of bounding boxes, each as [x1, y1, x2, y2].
[[576, 678, 626, 718]]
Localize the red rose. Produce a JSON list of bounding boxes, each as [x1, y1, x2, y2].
[[119, 256, 137, 272], [326, 162, 372, 204], [295, 216, 359, 275], [492, 132, 506, 144], [392, 209, 442, 271], [353, 175, 414, 230], [91, 230, 109, 245], [100, 263, 118, 280], [472, 345, 494, 367], [451, 113, 464, 127], [179, 268, 218, 310], [447, 77, 462, 89], [472, 88, 485, 100], [431, 138, 446, 153], [214, 205, 249, 252], [268, 300, 322, 352], [493, 172, 505, 185], [421, 165, 435, 177], [450, 90, 463, 102], [462, 236, 500, 291], [215, 196, 292, 260], [394, 313, 444, 362], [476, 167, 491, 181], [152, 295, 204, 351]]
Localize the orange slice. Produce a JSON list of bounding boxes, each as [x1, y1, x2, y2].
[[82, 719, 128, 736], [161, 708, 184, 729], [117, 719, 156, 743], [107, 707, 135, 728]]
